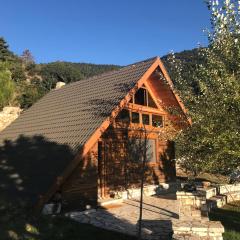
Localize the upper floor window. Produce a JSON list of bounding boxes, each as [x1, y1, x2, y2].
[[132, 87, 157, 108], [135, 88, 147, 106], [116, 110, 163, 128]]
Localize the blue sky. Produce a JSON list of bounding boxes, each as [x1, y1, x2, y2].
[[1, 0, 211, 65]]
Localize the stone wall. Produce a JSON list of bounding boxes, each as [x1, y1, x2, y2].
[[173, 220, 224, 240], [173, 191, 224, 240], [0, 107, 22, 132], [100, 183, 177, 201], [205, 183, 240, 210], [176, 191, 208, 219]]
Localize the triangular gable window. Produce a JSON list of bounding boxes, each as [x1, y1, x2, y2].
[[133, 86, 157, 108]]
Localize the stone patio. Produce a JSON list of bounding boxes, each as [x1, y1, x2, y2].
[[68, 194, 179, 240], [67, 188, 226, 239]]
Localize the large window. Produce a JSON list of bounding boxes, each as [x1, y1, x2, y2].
[[146, 139, 156, 163], [131, 139, 156, 163]]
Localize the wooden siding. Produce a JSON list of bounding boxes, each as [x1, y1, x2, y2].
[[98, 126, 176, 198]]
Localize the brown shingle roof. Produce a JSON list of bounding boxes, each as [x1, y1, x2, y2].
[[0, 57, 157, 151], [0, 57, 158, 203]]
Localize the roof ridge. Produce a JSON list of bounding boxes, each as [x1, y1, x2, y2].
[[57, 56, 159, 90], [125, 56, 159, 67]]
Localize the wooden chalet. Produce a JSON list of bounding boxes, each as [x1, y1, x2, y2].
[[0, 57, 190, 211]]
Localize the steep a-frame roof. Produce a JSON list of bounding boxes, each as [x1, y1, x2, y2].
[[0, 56, 189, 205], [0, 57, 157, 151]]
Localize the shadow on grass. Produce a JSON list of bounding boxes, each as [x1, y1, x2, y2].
[[0, 135, 175, 240], [209, 202, 240, 233], [0, 209, 137, 240]]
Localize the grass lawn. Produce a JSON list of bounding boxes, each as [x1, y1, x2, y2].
[[209, 201, 240, 240]]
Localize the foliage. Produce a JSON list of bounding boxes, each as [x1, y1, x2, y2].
[[20, 49, 34, 65], [17, 80, 46, 109], [209, 201, 240, 240], [0, 37, 15, 62], [162, 48, 207, 98], [175, 0, 240, 176], [39, 62, 120, 90], [0, 62, 15, 109], [0, 37, 121, 110], [39, 62, 84, 90]]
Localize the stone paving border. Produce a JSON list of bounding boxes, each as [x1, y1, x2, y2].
[[68, 195, 180, 240]]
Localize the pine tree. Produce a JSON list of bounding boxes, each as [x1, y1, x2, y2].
[[0, 37, 14, 61]]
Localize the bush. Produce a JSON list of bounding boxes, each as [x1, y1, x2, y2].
[[0, 62, 15, 109]]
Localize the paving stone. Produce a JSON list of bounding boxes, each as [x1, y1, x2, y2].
[[69, 194, 225, 240]]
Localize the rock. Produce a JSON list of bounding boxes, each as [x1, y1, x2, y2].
[[0, 106, 22, 132], [55, 81, 66, 89]]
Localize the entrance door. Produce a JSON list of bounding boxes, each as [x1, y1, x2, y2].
[[98, 140, 125, 198]]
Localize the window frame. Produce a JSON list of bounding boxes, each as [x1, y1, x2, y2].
[[131, 111, 140, 124], [130, 138, 157, 164], [129, 111, 164, 128], [152, 114, 164, 128], [132, 87, 158, 109]]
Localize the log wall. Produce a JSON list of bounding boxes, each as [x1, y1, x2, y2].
[[61, 143, 98, 211]]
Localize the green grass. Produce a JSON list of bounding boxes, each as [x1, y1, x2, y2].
[[209, 201, 240, 240]]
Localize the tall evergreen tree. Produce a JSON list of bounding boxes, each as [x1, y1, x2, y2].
[[0, 37, 14, 61]]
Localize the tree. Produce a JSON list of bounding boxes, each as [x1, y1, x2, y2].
[[0, 37, 14, 62], [17, 79, 46, 109], [40, 62, 84, 90], [175, 0, 240, 176], [0, 62, 15, 109], [20, 49, 34, 64], [135, 127, 148, 240]]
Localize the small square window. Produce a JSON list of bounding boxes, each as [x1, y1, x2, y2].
[[142, 114, 150, 125], [152, 115, 163, 128], [132, 112, 140, 123], [116, 109, 130, 123]]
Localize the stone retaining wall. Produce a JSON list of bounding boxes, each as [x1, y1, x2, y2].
[[172, 220, 224, 240], [104, 183, 178, 201], [174, 191, 224, 240], [206, 183, 240, 210], [174, 183, 240, 239], [199, 183, 240, 199], [0, 107, 21, 132]]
